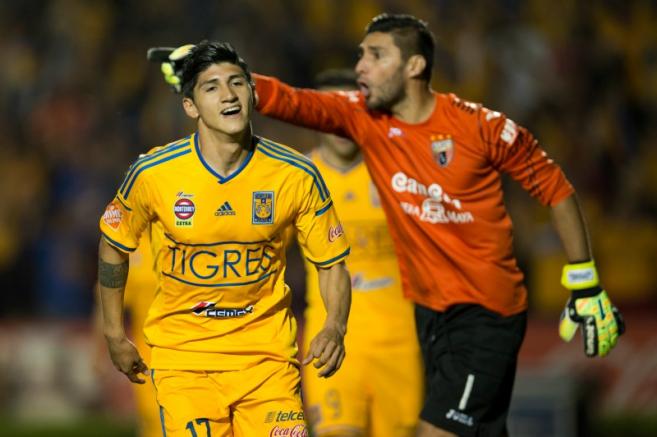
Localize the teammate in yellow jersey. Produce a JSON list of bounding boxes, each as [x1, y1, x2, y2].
[[300, 70, 423, 437], [97, 41, 351, 437]]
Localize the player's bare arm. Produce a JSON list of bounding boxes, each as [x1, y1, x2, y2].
[[303, 261, 351, 378], [550, 193, 592, 263], [550, 194, 625, 357], [98, 238, 149, 384]]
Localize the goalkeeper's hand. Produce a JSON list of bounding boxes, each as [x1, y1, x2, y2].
[[146, 44, 195, 93], [559, 260, 625, 357]]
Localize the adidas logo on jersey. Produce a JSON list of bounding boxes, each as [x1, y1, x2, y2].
[[215, 201, 236, 216]]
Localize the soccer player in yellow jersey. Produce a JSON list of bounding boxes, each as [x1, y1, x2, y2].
[[97, 41, 351, 437], [300, 70, 423, 437]]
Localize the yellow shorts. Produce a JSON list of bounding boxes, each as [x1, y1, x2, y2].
[[302, 343, 423, 437], [151, 360, 308, 437], [133, 379, 161, 437]]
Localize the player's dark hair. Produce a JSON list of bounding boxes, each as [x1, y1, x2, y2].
[[314, 69, 358, 89], [365, 13, 435, 82], [180, 40, 254, 99]]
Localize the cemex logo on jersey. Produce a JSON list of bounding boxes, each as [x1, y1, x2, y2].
[[430, 134, 454, 167], [215, 201, 236, 216], [191, 301, 254, 318], [174, 195, 195, 227], [269, 424, 308, 437], [264, 410, 305, 423]]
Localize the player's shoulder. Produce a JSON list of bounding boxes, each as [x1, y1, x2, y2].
[[442, 93, 483, 118], [254, 136, 317, 171], [140, 134, 194, 160], [254, 136, 330, 199], [119, 135, 194, 198], [443, 92, 510, 123], [133, 135, 193, 171]]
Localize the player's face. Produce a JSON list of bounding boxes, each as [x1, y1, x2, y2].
[[183, 62, 254, 137], [318, 85, 359, 160], [355, 32, 406, 111]]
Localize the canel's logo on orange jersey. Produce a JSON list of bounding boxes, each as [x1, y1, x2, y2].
[[392, 172, 474, 224]]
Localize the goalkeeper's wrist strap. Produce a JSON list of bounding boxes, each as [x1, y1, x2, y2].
[[561, 260, 599, 291]]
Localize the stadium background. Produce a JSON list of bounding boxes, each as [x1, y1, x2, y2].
[[0, 0, 656, 436]]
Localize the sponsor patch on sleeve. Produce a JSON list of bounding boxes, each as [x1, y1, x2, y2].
[[328, 223, 344, 242], [102, 201, 123, 229]]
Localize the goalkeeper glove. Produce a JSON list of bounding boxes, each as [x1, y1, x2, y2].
[[146, 44, 195, 93], [559, 260, 625, 357]]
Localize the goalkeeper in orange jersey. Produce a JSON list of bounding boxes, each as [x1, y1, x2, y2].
[[98, 41, 351, 437]]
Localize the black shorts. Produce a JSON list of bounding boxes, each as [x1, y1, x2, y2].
[[415, 304, 527, 437]]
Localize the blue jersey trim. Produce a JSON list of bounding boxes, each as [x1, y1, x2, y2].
[[115, 196, 132, 212], [123, 148, 192, 198], [258, 138, 330, 198], [194, 132, 255, 184], [150, 371, 167, 437], [257, 145, 328, 202], [119, 137, 191, 194], [309, 247, 350, 266], [162, 269, 277, 287], [315, 200, 333, 216], [164, 233, 274, 247], [101, 232, 137, 253], [159, 408, 166, 437]]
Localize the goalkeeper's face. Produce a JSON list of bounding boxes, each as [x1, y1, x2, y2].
[[182, 62, 254, 137], [355, 32, 406, 111]]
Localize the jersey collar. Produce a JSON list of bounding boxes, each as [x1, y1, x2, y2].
[[194, 132, 255, 184]]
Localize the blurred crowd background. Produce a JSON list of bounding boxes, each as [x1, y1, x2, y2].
[[0, 0, 656, 435]]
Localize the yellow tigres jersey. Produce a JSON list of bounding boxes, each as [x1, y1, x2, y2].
[[304, 151, 415, 345], [100, 133, 350, 371]]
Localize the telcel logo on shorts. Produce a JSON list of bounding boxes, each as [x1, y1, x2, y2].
[[265, 410, 305, 423], [269, 424, 307, 437]]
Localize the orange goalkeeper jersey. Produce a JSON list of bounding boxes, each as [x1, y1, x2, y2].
[[256, 75, 574, 316]]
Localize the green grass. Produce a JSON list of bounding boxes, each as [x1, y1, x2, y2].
[[0, 416, 136, 437], [592, 413, 657, 437]]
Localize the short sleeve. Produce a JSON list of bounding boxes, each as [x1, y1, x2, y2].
[[99, 167, 154, 253], [294, 175, 350, 268]]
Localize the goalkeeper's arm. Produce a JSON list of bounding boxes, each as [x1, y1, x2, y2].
[[550, 194, 624, 357]]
